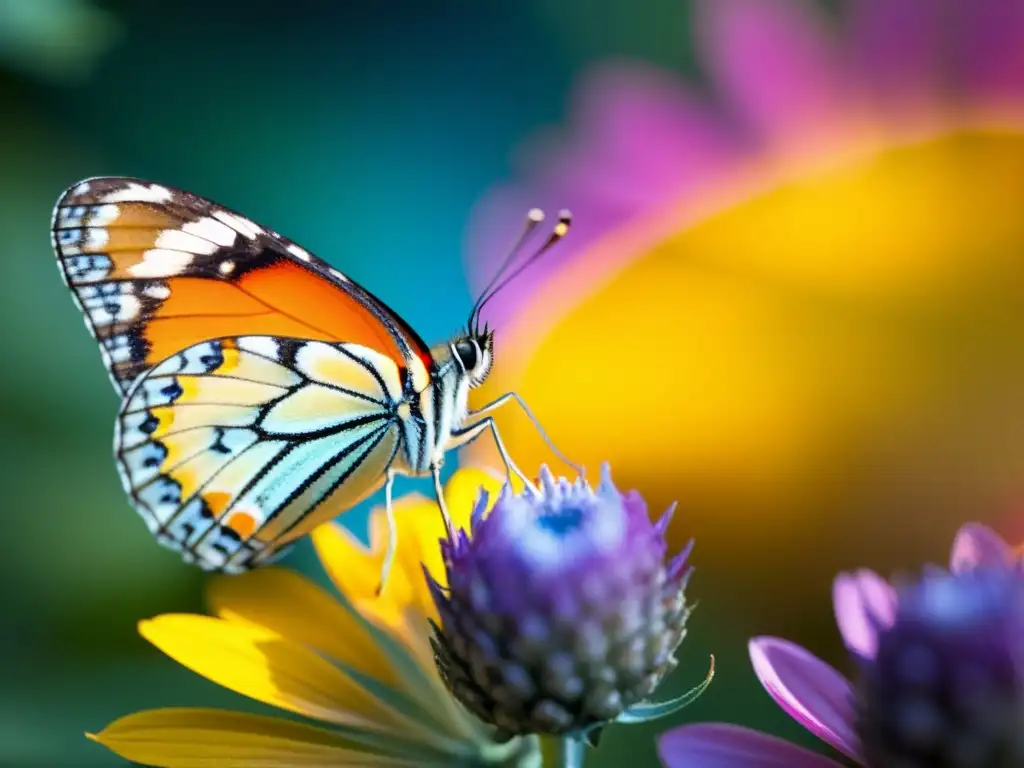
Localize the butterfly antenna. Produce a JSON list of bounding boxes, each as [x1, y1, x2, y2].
[[469, 208, 546, 333], [473, 210, 572, 325]]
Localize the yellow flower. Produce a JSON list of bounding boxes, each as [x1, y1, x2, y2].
[[89, 468, 539, 767], [465, 0, 1024, 620]]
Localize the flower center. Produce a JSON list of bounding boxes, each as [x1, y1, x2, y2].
[[857, 571, 1024, 766], [535, 503, 586, 536]]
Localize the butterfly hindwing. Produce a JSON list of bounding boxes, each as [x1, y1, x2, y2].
[[115, 335, 403, 571], [51, 177, 433, 395]]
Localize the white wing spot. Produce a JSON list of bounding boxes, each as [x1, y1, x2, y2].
[[85, 228, 109, 249], [60, 204, 115, 228], [212, 210, 262, 240], [238, 217, 263, 237], [286, 243, 312, 262], [238, 336, 280, 358], [105, 334, 134, 363], [154, 228, 220, 255], [63, 254, 112, 283], [130, 249, 194, 277], [219, 260, 236, 275], [72, 181, 91, 196], [91, 204, 121, 226], [100, 182, 173, 204], [183, 216, 238, 247], [142, 283, 171, 299], [92, 294, 142, 326]]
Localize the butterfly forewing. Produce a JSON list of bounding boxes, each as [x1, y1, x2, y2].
[[51, 177, 432, 395], [116, 335, 403, 571]]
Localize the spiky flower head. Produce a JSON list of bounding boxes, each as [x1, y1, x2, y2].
[[427, 464, 702, 742], [857, 568, 1024, 767]]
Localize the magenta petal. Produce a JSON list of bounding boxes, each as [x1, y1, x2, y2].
[[658, 724, 844, 768], [847, 0, 945, 104], [832, 569, 897, 660], [949, 522, 1013, 573], [950, 0, 1024, 107], [568, 62, 748, 206], [748, 636, 862, 762], [697, 0, 852, 141]]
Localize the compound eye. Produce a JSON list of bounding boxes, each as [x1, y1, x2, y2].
[[454, 339, 478, 371]]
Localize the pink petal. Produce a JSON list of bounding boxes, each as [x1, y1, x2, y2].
[[832, 569, 897, 660], [846, 0, 947, 107], [749, 637, 863, 762], [696, 0, 854, 143], [947, 0, 1024, 108], [849, 0, 1024, 114], [565, 62, 748, 207], [658, 724, 845, 767], [949, 522, 1013, 573]]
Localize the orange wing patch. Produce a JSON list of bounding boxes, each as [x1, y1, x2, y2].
[[239, 261, 407, 358], [52, 176, 433, 394]]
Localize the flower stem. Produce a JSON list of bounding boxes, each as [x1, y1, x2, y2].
[[557, 736, 586, 767]]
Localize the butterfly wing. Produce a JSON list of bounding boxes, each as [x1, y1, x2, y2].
[[51, 177, 433, 395], [117, 335, 403, 571], [52, 177, 437, 569]]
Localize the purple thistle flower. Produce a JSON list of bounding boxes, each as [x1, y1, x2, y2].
[[858, 570, 1024, 765], [427, 464, 706, 742], [659, 523, 1024, 767]]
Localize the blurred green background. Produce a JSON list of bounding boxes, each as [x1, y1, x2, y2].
[[6, 0, 1023, 766]]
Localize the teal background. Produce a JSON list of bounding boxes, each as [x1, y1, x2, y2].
[[1, 1, 858, 766]]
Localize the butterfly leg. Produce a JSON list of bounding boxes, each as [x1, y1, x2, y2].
[[448, 417, 536, 493], [376, 468, 398, 597], [430, 466, 454, 536], [468, 391, 584, 480], [432, 464, 455, 538]]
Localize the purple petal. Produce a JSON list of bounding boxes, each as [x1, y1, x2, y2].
[[849, 0, 1024, 114], [832, 569, 897, 660], [948, 0, 1024, 108], [658, 724, 845, 767], [847, 0, 946, 109], [748, 637, 862, 762], [565, 62, 748, 207], [696, 0, 853, 143], [949, 522, 1013, 573]]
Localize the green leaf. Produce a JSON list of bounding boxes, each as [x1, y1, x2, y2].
[[616, 655, 715, 724]]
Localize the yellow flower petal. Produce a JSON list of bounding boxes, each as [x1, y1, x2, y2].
[[139, 614, 406, 733], [205, 568, 400, 689], [442, 466, 504, 534], [310, 521, 420, 637], [308, 470, 508, 746], [88, 708, 418, 767], [350, 468, 498, 624], [312, 469, 503, 625]]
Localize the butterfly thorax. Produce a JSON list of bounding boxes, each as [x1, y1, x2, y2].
[[393, 330, 493, 476]]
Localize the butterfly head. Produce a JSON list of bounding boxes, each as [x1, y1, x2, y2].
[[451, 326, 494, 387]]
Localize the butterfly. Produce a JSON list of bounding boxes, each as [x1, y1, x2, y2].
[[51, 177, 577, 590]]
